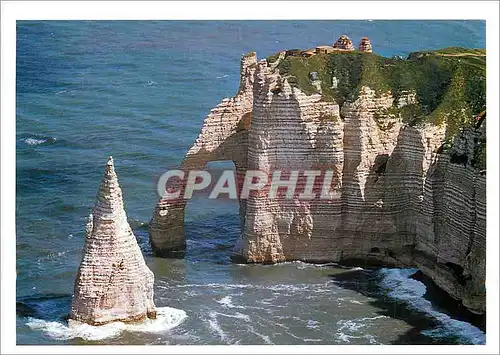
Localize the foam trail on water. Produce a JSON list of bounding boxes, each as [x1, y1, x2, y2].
[[216, 295, 246, 309], [24, 138, 46, 146], [22, 137, 57, 146], [379, 268, 485, 344], [207, 312, 229, 343], [335, 315, 387, 344], [26, 306, 187, 341]]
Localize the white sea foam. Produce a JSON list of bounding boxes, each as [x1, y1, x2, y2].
[[24, 138, 52, 146], [337, 315, 388, 333], [267, 284, 310, 292], [216, 295, 246, 309], [379, 268, 486, 344], [176, 283, 254, 289], [291, 260, 343, 270], [276, 260, 342, 269], [216, 295, 234, 308], [349, 299, 364, 305], [213, 311, 251, 322], [248, 328, 273, 344], [183, 290, 200, 297], [336, 315, 389, 344], [176, 282, 325, 292], [306, 319, 320, 329], [303, 338, 323, 342], [335, 315, 388, 344], [206, 312, 229, 343], [336, 331, 378, 344], [26, 306, 187, 341]]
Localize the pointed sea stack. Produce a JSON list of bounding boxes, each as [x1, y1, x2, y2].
[[358, 37, 373, 52], [69, 157, 156, 326], [333, 35, 355, 51]]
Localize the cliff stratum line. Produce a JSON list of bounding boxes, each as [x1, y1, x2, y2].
[[149, 41, 486, 314]]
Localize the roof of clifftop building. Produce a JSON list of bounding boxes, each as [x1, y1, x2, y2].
[[333, 35, 355, 51], [277, 36, 373, 59], [358, 37, 373, 53]]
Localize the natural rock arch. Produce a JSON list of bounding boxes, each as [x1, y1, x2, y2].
[[148, 53, 257, 257]]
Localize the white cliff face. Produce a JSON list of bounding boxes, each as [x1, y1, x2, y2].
[[70, 157, 156, 326], [149, 52, 486, 314]]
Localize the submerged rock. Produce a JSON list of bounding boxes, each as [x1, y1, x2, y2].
[[69, 156, 156, 326]]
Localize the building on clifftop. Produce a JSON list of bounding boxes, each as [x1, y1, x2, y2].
[[333, 35, 355, 51], [358, 37, 373, 52]]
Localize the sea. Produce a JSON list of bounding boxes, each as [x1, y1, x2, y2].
[[16, 20, 486, 345]]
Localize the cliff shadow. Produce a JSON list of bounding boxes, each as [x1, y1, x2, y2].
[[17, 293, 72, 322], [331, 125, 426, 266]]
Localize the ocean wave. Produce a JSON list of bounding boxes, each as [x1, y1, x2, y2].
[[204, 311, 253, 344], [349, 299, 364, 305], [173, 281, 339, 299], [277, 260, 363, 271], [337, 315, 388, 333], [176, 282, 330, 293], [335, 315, 386, 344], [379, 268, 486, 344], [22, 137, 57, 146], [248, 327, 273, 344], [176, 283, 254, 289], [213, 311, 251, 322], [336, 331, 378, 344], [216, 295, 245, 309], [26, 306, 187, 341], [306, 319, 320, 329], [281, 260, 339, 269], [207, 314, 227, 342]]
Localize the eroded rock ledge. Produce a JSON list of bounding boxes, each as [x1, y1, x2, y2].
[[150, 46, 486, 314]]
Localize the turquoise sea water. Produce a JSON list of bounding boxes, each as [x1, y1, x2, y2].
[[16, 20, 486, 345]]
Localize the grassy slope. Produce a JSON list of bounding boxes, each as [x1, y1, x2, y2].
[[270, 47, 486, 144]]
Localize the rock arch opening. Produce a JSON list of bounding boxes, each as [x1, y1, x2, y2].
[[184, 160, 244, 261]]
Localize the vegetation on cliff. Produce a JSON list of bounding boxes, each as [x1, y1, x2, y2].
[[269, 47, 486, 141]]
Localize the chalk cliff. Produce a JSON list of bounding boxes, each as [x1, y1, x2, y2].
[[70, 157, 156, 325], [150, 44, 486, 314]]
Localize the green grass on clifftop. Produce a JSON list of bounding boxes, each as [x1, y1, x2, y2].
[[269, 47, 486, 140]]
